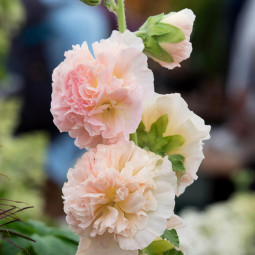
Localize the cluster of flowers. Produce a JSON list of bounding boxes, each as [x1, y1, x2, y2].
[[181, 193, 255, 255], [51, 8, 210, 255]]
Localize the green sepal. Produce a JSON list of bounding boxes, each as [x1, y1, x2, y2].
[[163, 135, 185, 154], [80, 0, 101, 6], [137, 121, 146, 132], [143, 39, 174, 63], [104, 0, 111, 9], [134, 116, 186, 161], [136, 12, 186, 63], [168, 154, 185, 173], [139, 13, 165, 32], [161, 229, 179, 248], [130, 132, 138, 145], [163, 249, 184, 255], [155, 25, 185, 43], [149, 114, 168, 137], [141, 240, 174, 255]]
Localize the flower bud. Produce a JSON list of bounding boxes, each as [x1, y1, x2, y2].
[[136, 9, 195, 70], [80, 0, 101, 6]]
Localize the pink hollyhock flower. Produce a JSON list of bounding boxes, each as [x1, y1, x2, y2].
[[51, 30, 154, 149], [63, 142, 176, 254], [141, 93, 210, 195], [156, 9, 195, 69]]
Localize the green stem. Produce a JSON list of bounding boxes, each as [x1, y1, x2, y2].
[[116, 0, 126, 33], [108, 0, 117, 11], [130, 133, 138, 145]]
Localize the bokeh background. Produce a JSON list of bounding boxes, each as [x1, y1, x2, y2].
[[0, 0, 255, 254]]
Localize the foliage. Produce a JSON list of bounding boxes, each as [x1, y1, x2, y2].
[[0, 220, 79, 255], [0, 99, 48, 220], [0, 0, 24, 79], [131, 115, 186, 174], [140, 228, 183, 255], [0, 199, 34, 252]]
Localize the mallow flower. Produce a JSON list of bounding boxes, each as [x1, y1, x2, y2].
[[62, 142, 176, 255], [136, 9, 195, 69], [51, 30, 154, 149], [133, 93, 210, 195], [139, 214, 190, 255]]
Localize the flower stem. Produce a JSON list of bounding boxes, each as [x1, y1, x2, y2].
[[108, 0, 117, 11], [116, 0, 126, 33]]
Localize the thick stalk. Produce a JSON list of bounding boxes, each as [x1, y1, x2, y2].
[[116, 0, 126, 33]]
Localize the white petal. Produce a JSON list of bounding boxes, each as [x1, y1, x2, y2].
[[77, 234, 138, 255]]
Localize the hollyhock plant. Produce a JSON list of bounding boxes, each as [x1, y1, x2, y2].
[[49, 0, 210, 254], [51, 30, 154, 149], [136, 9, 196, 70], [133, 93, 210, 195], [62, 142, 176, 254]]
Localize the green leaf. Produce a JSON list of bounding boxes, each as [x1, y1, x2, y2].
[[168, 154, 185, 173], [48, 229, 79, 243], [161, 229, 179, 248], [7, 221, 36, 236], [27, 220, 52, 236], [0, 236, 31, 255], [164, 248, 184, 255], [163, 135, 185, 154], [141, 240, 174, 255], [31, 234, 77, 255], [154, 24, 186, 43]]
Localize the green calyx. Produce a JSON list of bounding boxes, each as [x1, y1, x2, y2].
[[140, 240, 174, 255], [80, 0, 101, 6], [130, 114, 186, 174], [139, 228, 184, 255], [136, 13, 186, 63]]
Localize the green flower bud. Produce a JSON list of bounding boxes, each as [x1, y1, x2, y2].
[[136, 9, 195, 69], [80, 0, 101, 6]]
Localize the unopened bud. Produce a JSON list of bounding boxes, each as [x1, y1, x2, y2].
[[80, 0, 101, 6], [136, 9, 195, 70]]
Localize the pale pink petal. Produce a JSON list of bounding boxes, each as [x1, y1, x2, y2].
[[51, 30, 154, 149], [63, 143, 176, 253], [77, 235, 138, 255]]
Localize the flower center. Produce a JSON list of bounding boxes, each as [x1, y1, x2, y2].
[[105, 187, 117, 202]]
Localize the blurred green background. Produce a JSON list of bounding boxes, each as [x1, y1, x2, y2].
[[0, 0, 255, 254]]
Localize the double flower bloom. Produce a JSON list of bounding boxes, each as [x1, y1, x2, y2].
[[51, 9, 210, 255]]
